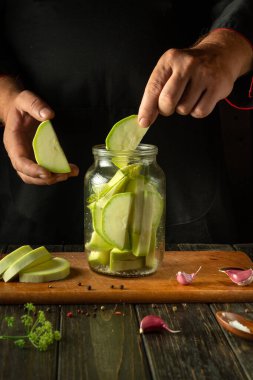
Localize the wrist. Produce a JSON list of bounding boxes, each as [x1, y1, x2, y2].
[[196, 28, 253, 79]]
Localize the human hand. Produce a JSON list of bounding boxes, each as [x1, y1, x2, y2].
[[3, 90, 79, 185], [138, 29, 253, 127]]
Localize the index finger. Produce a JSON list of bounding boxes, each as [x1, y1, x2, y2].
[[138, 59, 172, 128]]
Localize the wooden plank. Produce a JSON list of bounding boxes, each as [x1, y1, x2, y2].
[[136, 303, 245, 380], [136, 246, 249, 380], [178, 243, 233, 251], [165, 243, 180, 251], [58, 304, 151, 380], [233, 244, 253, 261], [63, 244, 84, 252], [0, 304, 59, 380], [210, 303, 253, 380], [0, 251, 253, 304], [185, 244, 252, 380]]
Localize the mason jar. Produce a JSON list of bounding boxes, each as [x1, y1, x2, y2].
[[84, 144, 165, 277]]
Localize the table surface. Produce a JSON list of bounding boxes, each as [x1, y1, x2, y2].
[[1, 243, 253, 380]]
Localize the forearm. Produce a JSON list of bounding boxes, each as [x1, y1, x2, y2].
[[0, 75, 23, 123]]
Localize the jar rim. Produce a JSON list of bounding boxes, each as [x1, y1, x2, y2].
[[92, 143, 158, 156]]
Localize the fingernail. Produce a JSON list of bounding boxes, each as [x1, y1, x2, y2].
[[139, 117, 150, 128], [39, 108, 50, 118]]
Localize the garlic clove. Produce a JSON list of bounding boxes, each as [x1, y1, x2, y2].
[[176, 271, 193, 285], [139, 315, 181, 334], [176, 266, 202, 285], [221, 268, 253, 286]]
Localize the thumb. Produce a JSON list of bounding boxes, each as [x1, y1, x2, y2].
[[16, 90, 55, 121]]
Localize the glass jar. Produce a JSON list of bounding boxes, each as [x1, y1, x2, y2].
[[84, 144, 165, 277]]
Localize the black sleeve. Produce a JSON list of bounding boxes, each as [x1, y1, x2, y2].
[[210, 0, 253, 42], [210, 0, 253, 110], [0, 1, 19, 76]]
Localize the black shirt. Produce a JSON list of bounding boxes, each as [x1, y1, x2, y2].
[[0, 0, 252, 244]]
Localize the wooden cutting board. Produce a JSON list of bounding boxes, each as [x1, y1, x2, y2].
[[0, 250, 253, 304]]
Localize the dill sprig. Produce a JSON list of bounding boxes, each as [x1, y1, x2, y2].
[[0, 303, 61, 351]]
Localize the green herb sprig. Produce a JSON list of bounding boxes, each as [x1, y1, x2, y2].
[[0, 303, 61, 351]]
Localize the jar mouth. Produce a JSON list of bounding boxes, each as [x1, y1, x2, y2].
[[92, 144, 158, 157]]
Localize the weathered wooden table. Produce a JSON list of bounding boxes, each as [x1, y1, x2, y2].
[[0, 243, 253, 380]]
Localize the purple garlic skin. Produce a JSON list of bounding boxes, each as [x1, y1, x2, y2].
[[139, 315, 180, 334], [176, 266, 202, 285], [176, 272, 194, 285], [223, 268, 253, 286]]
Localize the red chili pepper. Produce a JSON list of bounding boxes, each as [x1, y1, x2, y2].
[[66, 311, 73, 318]]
